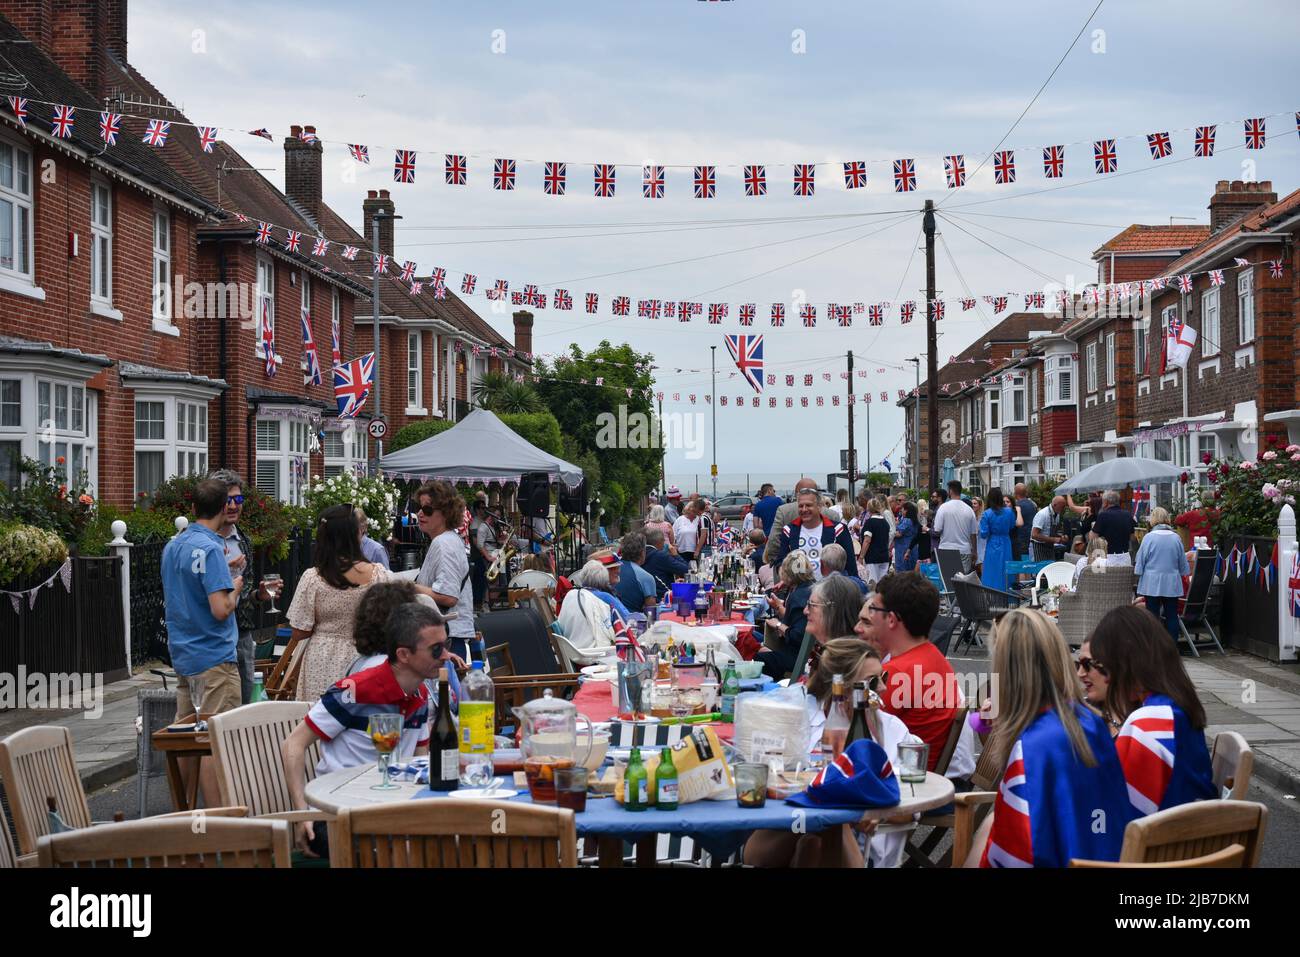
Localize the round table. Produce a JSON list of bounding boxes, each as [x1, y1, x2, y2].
[[306, 763, 953, 867]]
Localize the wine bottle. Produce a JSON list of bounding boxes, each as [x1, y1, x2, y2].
[[845, 681, 874, 746], [430, 667, 459, 791]]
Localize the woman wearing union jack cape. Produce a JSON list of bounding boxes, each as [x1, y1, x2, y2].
[[978, 609, 1135, 868], [1090, 607, 1215, 816]]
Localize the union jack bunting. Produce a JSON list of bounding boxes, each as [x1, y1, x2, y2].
[[743, 165, 766, 197], [233, 212, 249, 223], [430, 267, 446, 285], [793, 163, 815, 197], [853, 302, 865, 314], [863, 394, 871, 404], [1209, 269, 1225, 287], [1177, 274, 1193, 293], [835, 305, 851, 326], [585, 292, 598, 313], [900, 301, 915, 323], [720, 397, 727, 407], [301, 308, 322, 386], [1233, 257, 1250, 267], [348, 144, 370, 164], [803, 374, 813, 387], [334, 352, 375, 419], [992, 296, 1008, 313], [543, 161, 567, 195], [400, 260, 417, 283], [255, 222, 273, 244], [636, 299, 651, 318], [802, 398, 810, 408], [1147, 131, 1172, 159], [198, 126, 218, 153], [283, 231, 302, 254], [142, 119, 170, 147], [709, 303, 728, 324], [1094, 139, 1117, 174], [488, 279, 508, 300], [1042, 144, 1064, 178], [462, 274, 477, 294], [260, 301, 278, 377], [6, 96, 26, 127], [930, 300, 945, 321], [993, 150, 1015, 185], [248, 128, 273, 141], [832, 395, 840, 406], [298, 128, 318, 144], [1152, 276, 1168, 290], [881, 392, 889, 402], [1025, 292, 1045, 309], [647, 299, 662, 319], [511, 291, 524, 306], [868, 304, 883, 326], [98, 112, 122, 146], [409, 281, 423, 296], [766, 374, 776, 386], [594, 163, 616, 198], [800, 304, 816, 327], [771, 303, 786, 326], [893, 158, 916, 192], [523, 284, 543, 306], [961, 298, 976, 311], [312, 237, 330, 257], [432, 282, 447, 300], [554, 289, 573, 310], [643, 165, 665, 199], [341, 245, 359, 261], [739, 303, 756, 326], [1194, 125, 1216, 157], [724, 334, 764, 393], [493, 158, 516, 190], [663, 301, 676, 319], [694, 165, 716, 198], [51, 105, 75, 138], [1269, 259, 1285, 278], [373, 254, 388, 275], [786, 398, 793, 408], [1296, 112, 1300, 140], [944, 154, 965, 189], [685, 302, 703, 320], [393, 150, 417, 183], [843, 161, 867, 189], [444, 153, 467, 186], [1244, 117, 1266, 149], [785, 375, 794, 387], [612, 296, 630, 316]]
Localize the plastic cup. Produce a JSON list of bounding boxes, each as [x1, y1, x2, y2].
[[734, 763, 769, 808]]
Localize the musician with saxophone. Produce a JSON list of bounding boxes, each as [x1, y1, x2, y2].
[[472, 499, 502, 615]]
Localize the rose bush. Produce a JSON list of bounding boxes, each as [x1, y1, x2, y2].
[[1192, 436, 1300, 542], [304, 472, 402, 540]]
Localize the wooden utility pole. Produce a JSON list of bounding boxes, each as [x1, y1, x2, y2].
[[923, 200, 939, 492], [846, 350, 856, 499]]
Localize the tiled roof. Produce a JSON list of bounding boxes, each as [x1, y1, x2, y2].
[[0, 335, 111, 367], [0, 16, 215, 213], [118, 361, 226, 390], [1092, 224, 1211, 258], [1153, 185, 1300, 277], [907, 312, 1063, 399]]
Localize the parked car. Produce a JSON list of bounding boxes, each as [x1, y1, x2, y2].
[[713, 493, 755, 521]]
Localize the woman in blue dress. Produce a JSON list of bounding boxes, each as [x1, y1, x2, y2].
[[979, 488, 1022, 591], [893, 501, 919, 572]]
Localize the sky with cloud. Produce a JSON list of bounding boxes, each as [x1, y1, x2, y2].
[[130, 0, 1300, 493]]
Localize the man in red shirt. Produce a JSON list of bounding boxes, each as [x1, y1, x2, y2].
[[854, 571, 957, 771]]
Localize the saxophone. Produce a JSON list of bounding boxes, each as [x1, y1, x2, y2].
[[486, 518, 515, 581]]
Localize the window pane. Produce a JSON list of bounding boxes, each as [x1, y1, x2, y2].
[[323, 430, 344, 458], [16, 203, 28, 274], [135, 401, 165, 441], [199, 405, 207, 443], [0, 440, 20, 489], [0, 198, 12, 270], [135, 450, 165, 499], [187, 404, 197, 443], [54, 384, 68, 430], [0, 143, 10, 189], [70, 443, 83, 481], [256, 419, 280, 451], [255, 459, 280, 498], [0, 379, 19, 427]]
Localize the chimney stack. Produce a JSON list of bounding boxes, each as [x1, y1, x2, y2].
[[1208, 179, 1276, 234], [362, 189, 396, 259], [284, 125, 323, 217], [10, 2, 128, 99], [512, 310, 534, 358]]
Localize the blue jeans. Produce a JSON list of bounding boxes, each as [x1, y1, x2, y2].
[[1145, 595, 1181, 642]]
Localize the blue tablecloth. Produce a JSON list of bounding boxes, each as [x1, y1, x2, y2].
[[411, 787, 864, 859]]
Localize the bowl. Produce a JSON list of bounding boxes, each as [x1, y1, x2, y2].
[[735, 661, 765, 679], [580, 731, 611, 772]]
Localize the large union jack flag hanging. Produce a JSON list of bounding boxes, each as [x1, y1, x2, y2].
[[334, 352, 375, 419], [261, 299, 278, 377], [301, 308, 322, 386], [393, 150, 417, 183], [894, 158, 916, 192], [724, 334, 764, 393], [694, 165, 715, 199]]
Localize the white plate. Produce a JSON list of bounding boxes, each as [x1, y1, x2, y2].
[[442, 787, 518, 800]]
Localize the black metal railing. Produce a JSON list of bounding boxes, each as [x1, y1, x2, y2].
[[129, 539, 168, 665]]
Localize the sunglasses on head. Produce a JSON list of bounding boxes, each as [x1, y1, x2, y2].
[[226, 495, 244, 506], [1076, 657, 1107, 677]]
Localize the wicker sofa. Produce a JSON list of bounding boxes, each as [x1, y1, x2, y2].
[[1055, 565, 1136, 647]]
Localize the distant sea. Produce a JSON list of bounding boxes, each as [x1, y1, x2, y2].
[[663, 471, 844, 497]]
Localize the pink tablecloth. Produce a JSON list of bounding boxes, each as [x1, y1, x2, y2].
[[654, 611, 758, 659]]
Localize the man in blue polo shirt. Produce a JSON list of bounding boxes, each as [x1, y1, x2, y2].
[[160, 477, 244, 804], [614, 532, 659, 613], [752, 483, 783, 536]]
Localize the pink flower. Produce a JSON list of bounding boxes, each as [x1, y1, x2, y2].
[[1288, 445, 1300, 454], [78, 493, 93, 505], [1292, 453, 1300, 462], [1263, 450, 1278, 461], [1201, 451, 1213, 465], [1240, 461, 1257, 471]]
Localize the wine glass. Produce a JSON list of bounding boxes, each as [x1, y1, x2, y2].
[[262, 573, 282, 615], [670, 690, 692, 720], [368, 713, 403, 790]]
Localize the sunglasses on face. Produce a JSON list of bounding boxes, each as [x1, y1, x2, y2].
[[1076, 657, 1107, 677], [412, 502, 435, 517], [226, 495, 244, 506]]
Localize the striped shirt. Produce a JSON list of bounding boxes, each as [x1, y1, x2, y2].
[[304, 663, 431, 776]]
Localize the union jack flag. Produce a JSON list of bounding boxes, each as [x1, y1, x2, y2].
[[1152, 276, 1168, 290], [1042, 144, 1064, 178], [430, 266, 446, 285], [643, 165, 664, 199], [771, 303, 786, 327], [992, 296, 1008, 313], [594, 163, 616, 197], [900, 301, 915, 323], [743, 165, 766, 196], [7, 97, 26, 127], [663, 301, 677, 320], [493, 158, 516, 190], [98, 112, 122, 146], [1194, 125, 1216, 157], [930, 300, 944, 321], [195, 126, 218, 153], [645, 299, 662, 319], [786, 398, 794, 408], [785, 375, 795, 387], [261, 299, 278, 377], [311, 237, 330, 257], [409, 281, 423, 296], [1025, 292, 1045, 309], [868, 304, 883, 326], [1177, 274, 1193, 293], [1209, 269, 1225, 287], [961, 298, 976, 311], [341, 245, 359, 261], [401, 260, 417, 283], [944, 154, 965, 189], [233, 212, 249, 224], [1269, 259, 1285, 279], [793, 163, 815, 196], [433, 281, 447, 300], [881, 392, 889, 402], [803, 374, 813, 387], [462, 274, 477, 294], [523, 284, 543, 306], [554, 288, 573, 310], [800, 304, 816, 327], [724, 334, 764, 393], [1116, 698, 1199, 815], [444, 153, 467, 186], [1094, 139, 1117, 174], [255, 222, 273, 244], [393, 150, 417, 183], [709, 303, 728, 324], [1147, 131, 1172, 159], [488, 279, 508, 300], [283, 231, 302, 254], [1244, 117, 1266, 149], [51, 105, 75, 138], [715, 524, 737, 551], [543, 161, 567, 195], [1233, 257, 1250, 267], [249, 128, 273, 141], [334, 352, 375, 419], [834, 304, 852, 326], [612, 296, 630, 316], [853, 302, 865, 314], [739, 303, 755, 326], [993, 150, 1015, 184], [843, 161, 867, 189], [301, 308, 322, 386], [802, 397, 809, 408], [348, 144, 370, 164], [694, 165, 716, 198], [893, 158, 916, 192], [373, 254, 388, 275], [298, 128, 318, 144], [585, 292, 599, 313], [142, 119, 170, 147]]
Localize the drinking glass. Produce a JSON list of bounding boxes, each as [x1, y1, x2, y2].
[[897, 742, 930, 783], [555, 767, 588, 812], [734, 763, 769, 808], [669, 690, 692, 719], [262, 573, 282, 615], [367, 713, 403, 790]]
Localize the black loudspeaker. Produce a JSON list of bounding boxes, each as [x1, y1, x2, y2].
[[558, 478, 588, 514], [519, 471, 551, 518], [476, 606, 558, 675]]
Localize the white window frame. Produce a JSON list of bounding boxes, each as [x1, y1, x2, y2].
[[1003, 374, 1027, 426], [1045, 354, 1074, 407], [323, 420, 368, 479], [1105, 332, 1116, 387], [1086, 342, 1098, 393], [131, 392, 211, 499], [1237, 271, 1255, 345], [428, 334, 440, 414], [151, 206, 176, 333], [1134, 316, 1148, 375], [89, 179, 121, 319], [255, 255, 281, 363], [986, 388, 1000, 432], [1029, 368, 1038, 414], [0, 370, 98, 494], [0, 134, 36, 290], [406, 331, 425, 413], [255, 414, 311, 504], [331, 287, 341, 364], [1201, 287, 1220, 358]]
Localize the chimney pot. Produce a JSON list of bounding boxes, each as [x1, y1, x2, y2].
[[290, 124, 302, 137], [368, 190, 378, 199], [305, 125, 316, 134], [380, 189, 391, 199]]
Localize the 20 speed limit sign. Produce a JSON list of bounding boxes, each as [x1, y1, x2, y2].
[[367, 419, 387, 440]]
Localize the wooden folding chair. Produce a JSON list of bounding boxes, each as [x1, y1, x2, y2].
[[1070, 843, 1246, 869], [508, 588, 536, 607], [1072, 800, 1267, 867], [485, 642, 517, 678], [0, 803, 16, 869], [1211, 731, 1253, 801], [263, 632, 308, 701], [0, 726, 92, 859], [37, 816, 292, 868], [330, 800, 577, 868], [902, 705, 969, 867]]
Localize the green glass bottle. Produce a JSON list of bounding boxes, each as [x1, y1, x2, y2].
[[624, 746, 648, 811], [654, 746, 679, 811], [720, 662, 740, 723], [845, 682, 874, 746]]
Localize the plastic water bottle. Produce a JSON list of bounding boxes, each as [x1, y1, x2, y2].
[[251, 671, 266, 703], [459, 662, 495, 787]]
